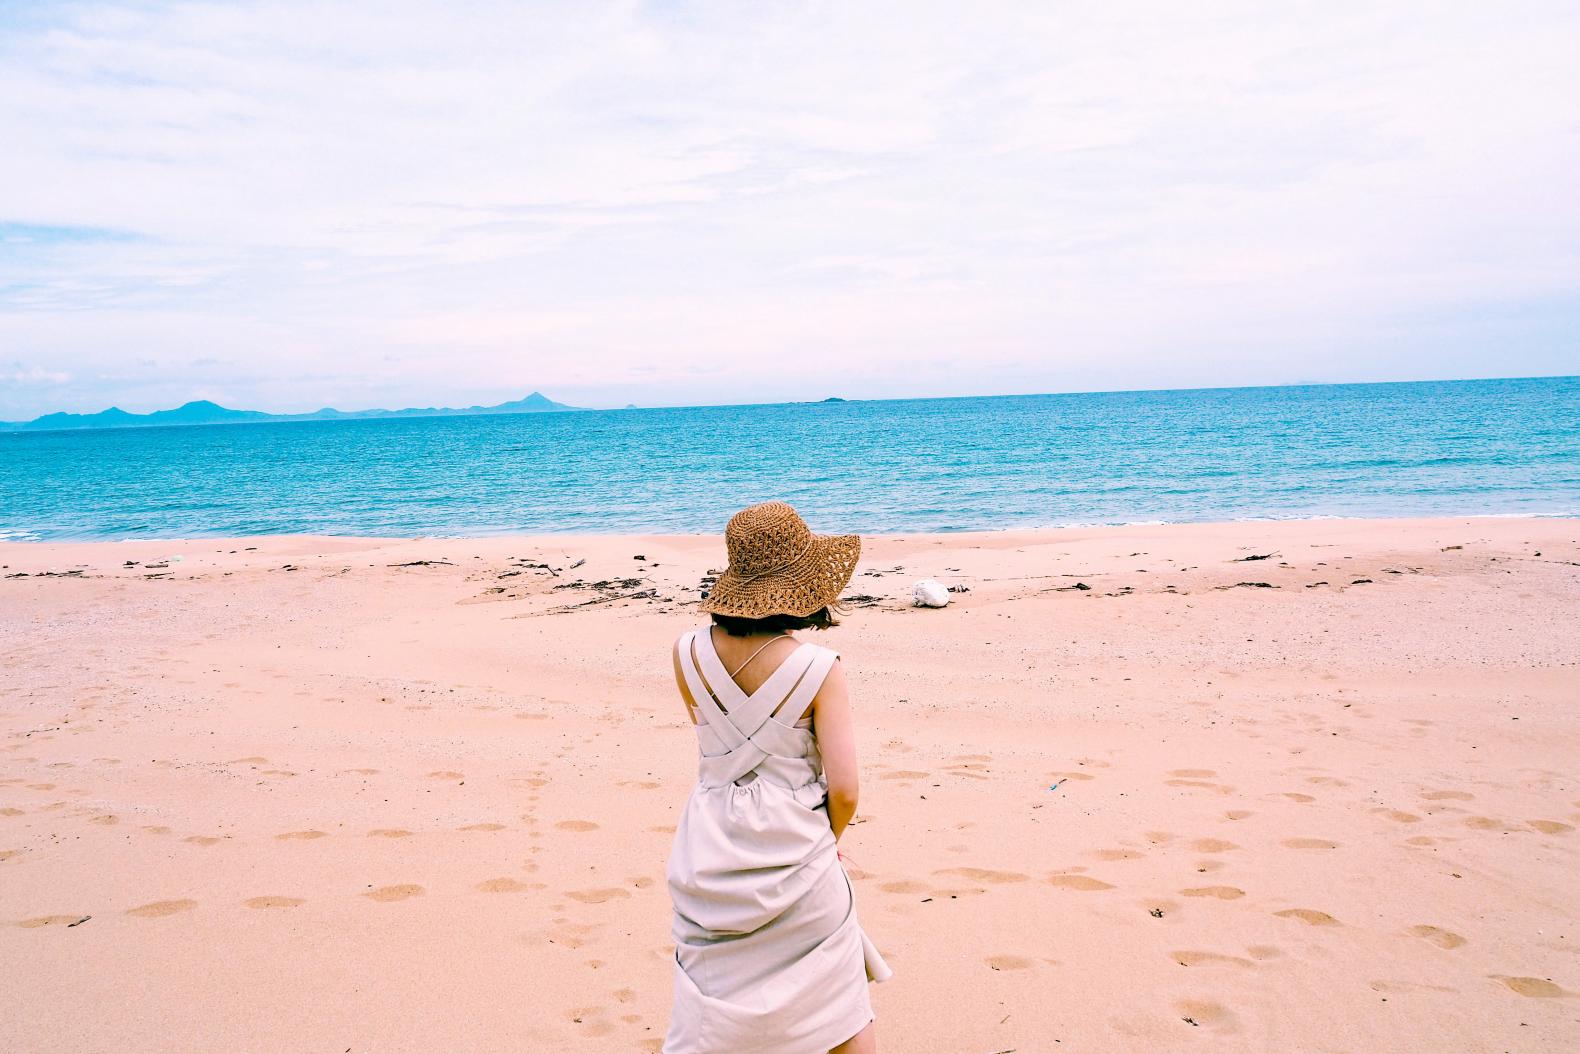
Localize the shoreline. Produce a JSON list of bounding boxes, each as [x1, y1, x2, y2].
[[3, 512, 1577, 1050], [3, 510, 1576, 551]]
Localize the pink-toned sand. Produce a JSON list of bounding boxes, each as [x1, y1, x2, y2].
[[2, 517, 1577, 1052]]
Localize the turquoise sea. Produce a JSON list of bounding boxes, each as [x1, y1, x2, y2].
[[1, 377, 1576, 542]]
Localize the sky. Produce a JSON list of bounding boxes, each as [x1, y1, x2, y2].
[[1, 0, 1577, 419]]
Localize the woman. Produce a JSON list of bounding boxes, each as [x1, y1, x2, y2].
[[664, 501, 892, 1054]]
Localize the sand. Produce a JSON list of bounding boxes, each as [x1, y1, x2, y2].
[[2, 516, 1577, 1052]]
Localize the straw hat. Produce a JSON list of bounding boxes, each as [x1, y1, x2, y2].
[[699, 501, 861, 618]]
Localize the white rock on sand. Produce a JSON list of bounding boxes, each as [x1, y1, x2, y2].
[[911, 578, 950, 607]]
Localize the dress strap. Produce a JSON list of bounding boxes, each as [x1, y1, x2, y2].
[[724, 631, 791, 678], [769, 646, 838, 722], [676, 631, 748, 750]]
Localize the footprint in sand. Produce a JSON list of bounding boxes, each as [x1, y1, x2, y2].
[[367, 829, 413, 838], [476, 877, 532, 893], [1189, 838, 1239, 853], [364, 884, 423, 902], [1047, 874, 1114, 891], [1279, 792, 1316, 803], [1180, 886, 1244, 900], [1092, 848, 1145, 861], [244, 896, 304, 908], [1420, 789, 1474, 801], [933, 867, 1029, 884], [543, 919, 599, 949], [1165, 779, 1234, 794], [1464, 816, 1512, 831], [986, 954, 1033, 970], [878, 770, 930, 780], [1528, 820, 1574, 835], [1170, 950, 1255, 968], [1282, 838, 1339, 850], [125, 899, 197, 918], [0, 850, 19, 862], [567, 888, 632, 904], [18, 914, 90, 928], [427, 771, 464, 780], [567, 1005, 616, 1037], [459, 822, 507, 832], [1170, 769, 1217, 778], [1493, 976, 1568, 998], [1174, 998, 1238, 1033], [879, 880, 928, 894], [1372, 809, 1423, 823], [1, 807, 24, 817], [88, 814, 118, 825], [183, 835, 223, 846], [555, 820, 600, 832], [1274, 908, 1340, 926], [1306, 776, 1349, 788], [1407, 924, 1466, 948], [1224, 810, 1254, 820], [275, 830, 329, 840]]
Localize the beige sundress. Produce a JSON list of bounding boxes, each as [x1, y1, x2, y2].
[[664, 627, 892, 1053]]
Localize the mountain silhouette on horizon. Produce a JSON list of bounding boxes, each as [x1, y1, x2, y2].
[[1, 392, 583, 432]]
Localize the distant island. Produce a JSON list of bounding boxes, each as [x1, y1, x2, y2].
[[0, 391, 583, 433]]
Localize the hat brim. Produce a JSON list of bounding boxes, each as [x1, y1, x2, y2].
[[699, 532, 861, 618]]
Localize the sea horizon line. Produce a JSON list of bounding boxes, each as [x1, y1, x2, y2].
[[6, 371, 1575, 435]]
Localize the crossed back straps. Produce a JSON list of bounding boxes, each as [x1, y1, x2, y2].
[[676, 628, 837, 787]]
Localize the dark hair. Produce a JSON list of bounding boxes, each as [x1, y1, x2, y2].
[[710, 606, 840, 637]]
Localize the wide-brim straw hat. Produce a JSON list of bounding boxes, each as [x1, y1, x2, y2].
[[699, 501, 861, 618]]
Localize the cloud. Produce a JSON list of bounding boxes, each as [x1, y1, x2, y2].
[[5, 364, 72, 384], [0, 0, 1576, 416]]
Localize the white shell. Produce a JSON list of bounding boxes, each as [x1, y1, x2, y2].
[[912, 578, 950, 608]]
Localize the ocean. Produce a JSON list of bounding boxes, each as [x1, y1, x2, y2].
[[1, 376, 1576, 542]]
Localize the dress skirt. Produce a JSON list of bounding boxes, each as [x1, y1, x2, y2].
[[664, 853, 890, 1054]]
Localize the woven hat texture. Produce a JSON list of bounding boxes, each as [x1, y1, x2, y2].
[[699, 501, 861, 618]]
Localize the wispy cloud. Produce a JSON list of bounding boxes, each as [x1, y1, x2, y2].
[[0, 222, 144, 246], [0, 1, 1577, 418], [5, 363, 72, 385]]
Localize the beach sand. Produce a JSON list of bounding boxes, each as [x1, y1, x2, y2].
[[2, 517, 1577, 1052]]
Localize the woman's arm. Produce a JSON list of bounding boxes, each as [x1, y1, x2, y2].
[[811, 659, 860, 840]]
